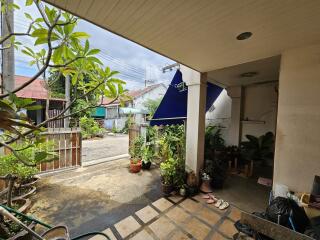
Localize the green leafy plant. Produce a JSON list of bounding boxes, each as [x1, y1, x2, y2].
[[205, 126, 225, 154], [142, 145, 154, 164], [0, 141, 56, 207], [80, 116, 105, 139], [160, 158, 176, 185], [129, 136, 144, 163], [240, 131, 275, 165], [143, 97, 162, 120]]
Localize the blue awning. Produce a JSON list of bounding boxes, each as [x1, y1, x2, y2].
[[150, 70, 223, 126]]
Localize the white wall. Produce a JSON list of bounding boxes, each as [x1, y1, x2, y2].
[[206, 83, 278, 146], [206, 89, 232, 143], [241, 83, 278, 140], [133, 85, 167, 110], [274, 42, 320, 193]]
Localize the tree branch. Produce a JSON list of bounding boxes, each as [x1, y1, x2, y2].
[[0, 142, 36, 167]]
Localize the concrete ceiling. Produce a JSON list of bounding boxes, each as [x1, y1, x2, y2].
[[45, 0, 320, 72], [208, 55, 280, 87]]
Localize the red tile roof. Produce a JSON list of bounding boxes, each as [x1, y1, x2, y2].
[[14, 75, 65, 101]]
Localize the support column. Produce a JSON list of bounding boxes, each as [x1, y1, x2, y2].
[[1, 0, 15, 93], [226, 86, 242, 146], [182, 66, 207, 181]]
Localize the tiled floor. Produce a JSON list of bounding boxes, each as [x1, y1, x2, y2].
[[89, 194, 244, 240]]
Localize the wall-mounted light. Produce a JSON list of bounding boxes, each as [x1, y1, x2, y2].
[[236, 32, 253, 40]]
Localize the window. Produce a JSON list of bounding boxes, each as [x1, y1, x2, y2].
[[106, 106, 119, 119]]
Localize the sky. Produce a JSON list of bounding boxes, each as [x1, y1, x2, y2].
[[13, 0, 176, 90]]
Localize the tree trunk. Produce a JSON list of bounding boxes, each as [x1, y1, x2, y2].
[[6, 175, 16, 208]]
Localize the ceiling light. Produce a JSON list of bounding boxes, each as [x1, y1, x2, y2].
[[240, 72, 258, 78], [236, 32, 252, 40]]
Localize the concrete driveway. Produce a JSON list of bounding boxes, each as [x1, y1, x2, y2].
[[82, 135, 129, 164], [30, 159, 162, 237]]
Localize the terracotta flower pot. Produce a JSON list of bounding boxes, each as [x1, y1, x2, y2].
[[130, 160, 142, 173]]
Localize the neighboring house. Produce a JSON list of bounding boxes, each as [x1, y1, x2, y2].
[[15, 75, 65, 126], [99, 83, 167, 130]]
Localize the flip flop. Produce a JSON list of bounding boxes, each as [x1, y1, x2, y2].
[[206, 198, 216, 204], [201, 194, 211, 199], [219, 201, 230, 210], [208, 194, 217, 200], [215, 199, 223, 208]]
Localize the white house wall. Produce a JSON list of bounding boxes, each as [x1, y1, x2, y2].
[[206, 83, 278, 146], [241, 83, 278, 140], [133, 85, 167, 111], [206, 90, 232, 143], [274, 42, 320, 193]]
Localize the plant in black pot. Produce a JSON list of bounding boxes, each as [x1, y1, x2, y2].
[[240, 132, 275, 176], [205, 153, 228, 189], [142, 145, 153, 170], [204, 125, 225, 160], [160, 158, 176, 195]]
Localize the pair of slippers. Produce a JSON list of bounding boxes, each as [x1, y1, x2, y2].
[[202, 194, 230, 210]]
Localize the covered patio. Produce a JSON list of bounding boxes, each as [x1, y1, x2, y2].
[[43, 0, 320, 239]]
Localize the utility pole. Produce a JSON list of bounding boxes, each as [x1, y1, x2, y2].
[[64, 75, 70, 128], [1, 0, 15, 93]]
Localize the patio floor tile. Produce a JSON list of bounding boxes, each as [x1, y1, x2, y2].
[[179, 198, 203, 213], [130, 230, 154, 240], [170, 230, 190, 240], [218, 219, 238, 238], [114, 216, 141, 238], [228, 207, 242, 221], [88, 228, 117, 240], [166, 206, 190, 225], [209, 232, 226, 240], [182, 217, 210, 239], [152, 197, 173, 212], [195, 207, 220, 225], [135, 205, 159, 223], [168, 194, 183, 203], [149, 216, 176, 239]]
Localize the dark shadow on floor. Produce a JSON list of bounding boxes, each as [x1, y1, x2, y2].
[[213, 175, 270, 213]]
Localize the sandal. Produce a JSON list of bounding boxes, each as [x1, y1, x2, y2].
[[201, 194, 210, 199], [215, 199, 223, 208], [219, 201, 229, 210], [206, 194, 218, 204]]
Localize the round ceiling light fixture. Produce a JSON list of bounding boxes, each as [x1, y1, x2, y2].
[[240, 71, 258, 78], [236, 32, 253, 40]]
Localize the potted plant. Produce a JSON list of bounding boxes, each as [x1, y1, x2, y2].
[[160, 158, 176, 195], [142, 145, 153, 170], [240, 132, 275, 176], [129, 136, 144, 173]]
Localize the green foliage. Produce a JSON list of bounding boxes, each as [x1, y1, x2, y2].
[[159, 125, 185, 161], [240, 132, 275, 164], [142, 145, 154, 164], [0, 94, 42, 137], [143, 98, 162, 120], [205, 125, 225, 151], [160, 158, 176, 185], [80, 116, 105, 139], [0, 141, 56, 179], [157, 125, 186, 188], [129, 136, 144, 161]]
